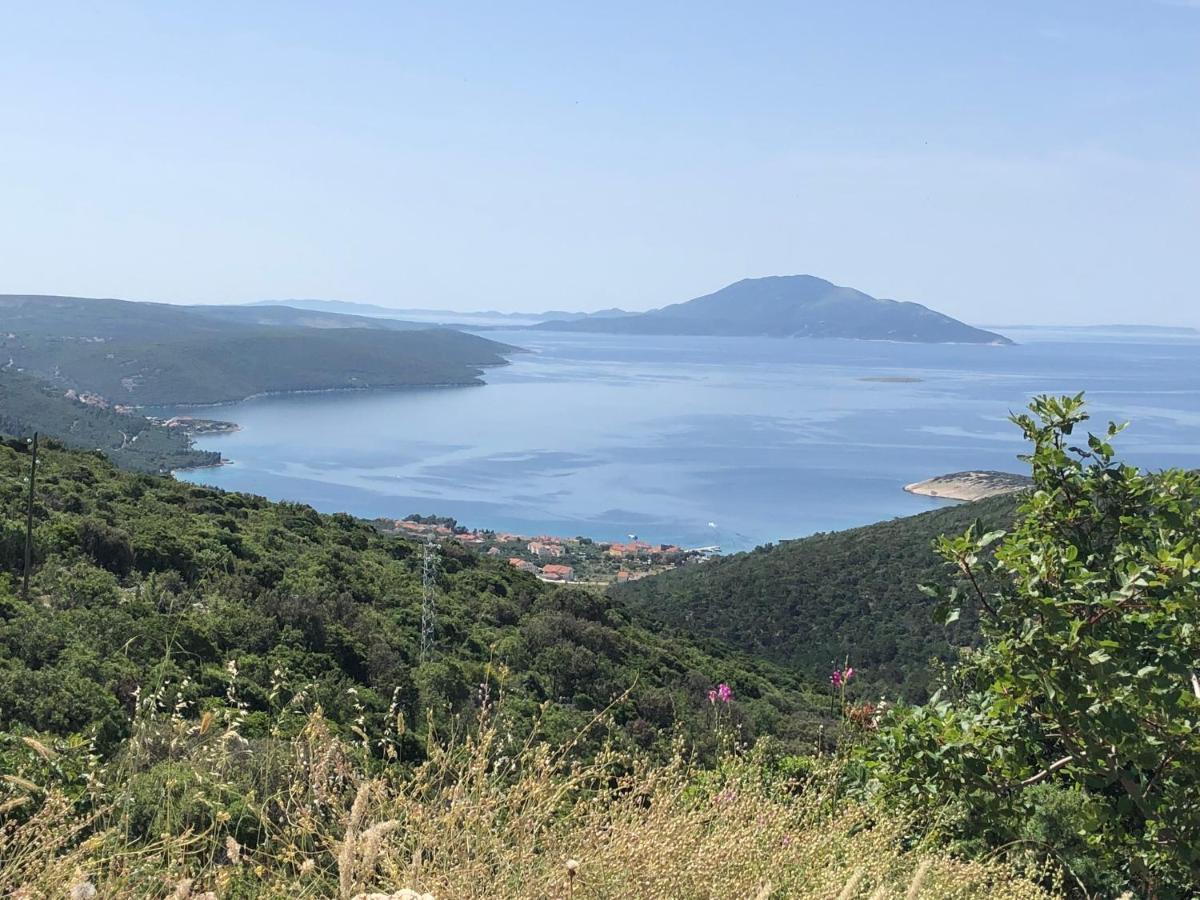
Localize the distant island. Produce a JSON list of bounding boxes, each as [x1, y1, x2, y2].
[[253, 298, 632, 328], [904, 470, 1033, 502], [532, 275, 1012, 344]]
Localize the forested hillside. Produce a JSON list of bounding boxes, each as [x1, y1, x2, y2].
[[615, 493, 1021, 698], [0, 371, 219, 472], [0, 294, 516, 405], [2, 398, 1196, 897], [0, 440, 821, 756]]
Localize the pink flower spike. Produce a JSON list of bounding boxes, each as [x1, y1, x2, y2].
[[844, 667, 855, 682], [707, 689, 718, 704], [717, 682, 733, 703], [830, 670, 842, 687]]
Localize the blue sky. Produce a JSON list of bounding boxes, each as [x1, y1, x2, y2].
[[1, 2, 1197, 324]]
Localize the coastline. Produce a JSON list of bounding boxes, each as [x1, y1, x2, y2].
[[163, 378, 501, 473], [156, 378, 490, 412], [904, 470, 1032, 502], [171, 456, 233, 475]]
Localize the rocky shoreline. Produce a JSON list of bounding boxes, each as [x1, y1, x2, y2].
[[904, 470, 1032, 502]]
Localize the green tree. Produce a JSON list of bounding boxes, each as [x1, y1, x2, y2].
[[863, 394, 1200, 897]]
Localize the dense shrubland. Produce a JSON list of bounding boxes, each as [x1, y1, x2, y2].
[[1, 395, 1196, 897], [614, 492, 1020, 699], [0, 372, 219, 472], [0, 437, 822, 759], [857, 395, 1200, 897]]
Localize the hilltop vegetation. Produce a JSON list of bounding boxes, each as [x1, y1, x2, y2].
[[0, 371, 218, 472], [0, 396, 1196, 897], [0, 439, 822, 760], [0, 294, 515, 405], [858, 395, 1200, 896], [535, 275, 1011, 344], [615, 492, 1021, 698]]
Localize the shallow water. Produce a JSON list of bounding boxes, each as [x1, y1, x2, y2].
[[172, 328, 1200, 551]]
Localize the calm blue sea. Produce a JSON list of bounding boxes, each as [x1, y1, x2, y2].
[[172, 328, 1200, 552]]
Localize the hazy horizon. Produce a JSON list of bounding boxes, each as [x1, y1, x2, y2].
[[2, 2, 1197, 326], [3, 283, 1198, 331]]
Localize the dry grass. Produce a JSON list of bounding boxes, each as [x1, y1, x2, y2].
[[0, 703, 1060, 899]]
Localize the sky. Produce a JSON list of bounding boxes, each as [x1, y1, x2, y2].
[[1, 2, 1197, 325]]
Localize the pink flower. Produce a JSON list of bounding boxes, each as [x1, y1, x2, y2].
[[844, 666, 855, 682], [707, 688, 718, 704], [716, 682, 733, 703], [830, 669, 842, 687]]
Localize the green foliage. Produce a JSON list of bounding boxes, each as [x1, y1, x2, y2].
[[0, 442, 822, 764], [1, 294, 514, 405], [0, 372, 219, 472], [861, 394, 1200, 897], [615, 493, 1020, 698]]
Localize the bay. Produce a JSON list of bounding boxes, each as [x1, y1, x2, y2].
[[172, 328, 1200, 552]]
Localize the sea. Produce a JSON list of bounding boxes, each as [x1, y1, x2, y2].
[[171, 327, 1200, 552]]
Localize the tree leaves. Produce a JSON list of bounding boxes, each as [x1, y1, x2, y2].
[[862, 394, 1200, 897]]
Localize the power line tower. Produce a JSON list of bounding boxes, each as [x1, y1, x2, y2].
[[22, 433, 39, 600], [420, 534, 438, 661]]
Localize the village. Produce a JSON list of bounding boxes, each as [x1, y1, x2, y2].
[[378, 514, 720, 584]]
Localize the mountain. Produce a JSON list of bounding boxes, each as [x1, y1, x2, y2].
[[533, 275, 1012, 344], [0, 294, 517, 406], [612, 491, 1022, 699]]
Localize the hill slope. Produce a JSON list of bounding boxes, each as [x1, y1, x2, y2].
[[185, 302, 428, 330], [0, 442, 822, 753], [535, 275, 1011, 344], [613, 492, 1022, 698], [0, 294, 516, 405], [0, 371, 219, 472]]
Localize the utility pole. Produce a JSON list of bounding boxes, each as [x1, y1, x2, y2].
[[22, 432, 38, 600], [420, 534, 438, 661]]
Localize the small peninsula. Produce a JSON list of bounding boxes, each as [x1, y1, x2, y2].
[[904, 470, 1033, 502]]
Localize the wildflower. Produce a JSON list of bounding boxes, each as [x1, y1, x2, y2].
[[69, 883, 97, 900], [225, 834, 243, 865], [707, 688, 718, 704], [712, 787, 738, 805], [830, 669, 842, 687], [299, 857, 316, 875], [717, 682, 733, 703], [844, 666, 855, 682], [566, 857, 580, 876]]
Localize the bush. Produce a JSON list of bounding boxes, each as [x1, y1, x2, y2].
[[861, 395, 1200, 897]]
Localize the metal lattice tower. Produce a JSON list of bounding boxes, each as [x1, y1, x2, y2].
[[420, 535, 438, 660]]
